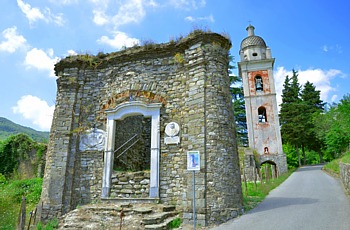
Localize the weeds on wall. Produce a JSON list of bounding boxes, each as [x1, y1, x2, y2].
[[174, 53, 184, 64]]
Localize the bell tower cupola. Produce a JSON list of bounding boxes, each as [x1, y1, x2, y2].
[[240, 25, 272, 62]]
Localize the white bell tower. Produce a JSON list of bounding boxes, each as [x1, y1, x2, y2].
[[238, 25, 287, 175]]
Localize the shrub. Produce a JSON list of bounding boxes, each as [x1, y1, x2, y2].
[[0, 173, 7, 184]]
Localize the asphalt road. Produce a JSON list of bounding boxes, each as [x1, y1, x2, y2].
[[212, 165, 350, 230]]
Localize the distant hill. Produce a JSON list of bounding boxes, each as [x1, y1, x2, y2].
[[0, 117, 49, 143]]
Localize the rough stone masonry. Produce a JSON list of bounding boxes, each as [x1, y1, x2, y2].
[[40, 31, 243, 226]]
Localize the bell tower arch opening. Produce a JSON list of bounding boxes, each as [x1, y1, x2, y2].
[[258, 106, 267, 123]]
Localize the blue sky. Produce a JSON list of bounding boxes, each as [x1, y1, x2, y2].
[[0, 0, 349, 131]]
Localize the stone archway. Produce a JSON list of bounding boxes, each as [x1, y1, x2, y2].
[[101, 101, 162, 198], [260, 160, 278, 181]]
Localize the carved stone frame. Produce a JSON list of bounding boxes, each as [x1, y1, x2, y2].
[[101, 101, 162, 198]]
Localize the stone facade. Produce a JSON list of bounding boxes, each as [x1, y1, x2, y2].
[[40, 31, 243, 226], [238, 25, 287, 177], [340, 162, 350, 194]]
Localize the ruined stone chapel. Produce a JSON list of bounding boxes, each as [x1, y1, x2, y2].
[[39, 31, 244, 226]]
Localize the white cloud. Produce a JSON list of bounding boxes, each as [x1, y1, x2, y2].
[[322, 45, 328, 52], [0, 27, 27, 53], [169, 0, 206, 10], [12, 95, 54, 131], [92, 10, 109, 26], [274, 67, 344, 106], [17, 0, 45, 23], [91, 0, 151, 28], [24, 48, 59, 77], [147, 0, 158, 7], [17, 0, 65, 26], [49, 0, 78, 5], [97, 31, 140, 49], [185, 14, 214, 23], [322, 44, 343, 54], [67, 49, 78, 56]]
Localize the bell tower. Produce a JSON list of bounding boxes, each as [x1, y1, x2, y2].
[[238, 25, 287, 176]]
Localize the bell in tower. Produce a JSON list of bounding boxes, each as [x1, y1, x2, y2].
[[255, 76, 263, 91]]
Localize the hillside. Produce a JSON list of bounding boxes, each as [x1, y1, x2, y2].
[[0, 117, 49, 143]]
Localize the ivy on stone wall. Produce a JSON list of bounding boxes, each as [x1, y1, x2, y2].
[[0, 134, 46, 178]]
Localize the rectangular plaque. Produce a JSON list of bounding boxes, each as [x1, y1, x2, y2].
[[164, 136, 180, 145]]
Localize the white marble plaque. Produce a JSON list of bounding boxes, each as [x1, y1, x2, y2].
[[79, 128, 106, 151]]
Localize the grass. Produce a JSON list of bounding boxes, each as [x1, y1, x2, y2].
[[36, 218, 59, 230], [323, 151, 350, 175], [0, 177, 43, 229], [242, 170, 294, 212], [341, 151, 350, 164], [169, 217, 182, 229]]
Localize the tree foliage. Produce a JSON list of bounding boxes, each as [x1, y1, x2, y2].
[[230, 56, 248, 147], [279, 70, 325, 165], [314, 94, 350, 160]]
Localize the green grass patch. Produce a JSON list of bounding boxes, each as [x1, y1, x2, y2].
[[36, 218, 59, 230], [323, 151, 350, 175], [323, 158, 341, 174], [169, 217, 181, 229], [341, 151, 350, 164], [0, 177, 43, 229], [242, 170, 294, 212]]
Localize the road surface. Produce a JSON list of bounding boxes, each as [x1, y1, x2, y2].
[[212, 165, 350, 230]]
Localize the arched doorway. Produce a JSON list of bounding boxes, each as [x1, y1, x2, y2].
[[101, 101, 162, 198], [259, 160, 278, 182]]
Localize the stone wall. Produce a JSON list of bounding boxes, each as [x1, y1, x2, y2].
[[79, 151, 104, 204], [40, 31, 243, 225], [110, 171, 150, 198], [339, 162, 350, 194]]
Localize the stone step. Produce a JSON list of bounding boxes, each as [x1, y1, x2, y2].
[[142, 211, 178, 225], [144, 215, 180, 230], [134, 207, 153, 214], [162, 205, 176, 212]]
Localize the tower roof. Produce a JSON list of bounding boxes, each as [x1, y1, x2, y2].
[[240, 25, 266, 50]]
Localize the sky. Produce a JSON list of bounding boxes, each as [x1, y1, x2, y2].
[[0, 0, 349, 131]]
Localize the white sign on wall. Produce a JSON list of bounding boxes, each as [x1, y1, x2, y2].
[[187, 151, 200, 171]]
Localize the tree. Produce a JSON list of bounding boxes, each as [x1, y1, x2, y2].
[[279, 70, 303, 166], [232, 88, 248, 146], [230, 55, 248, 146], [300, 81, 325, 163], [316, 94, 350, 159]]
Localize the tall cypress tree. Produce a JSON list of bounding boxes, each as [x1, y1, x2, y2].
[[280, 70, 303, 166], [300, 81, 325, 163]]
